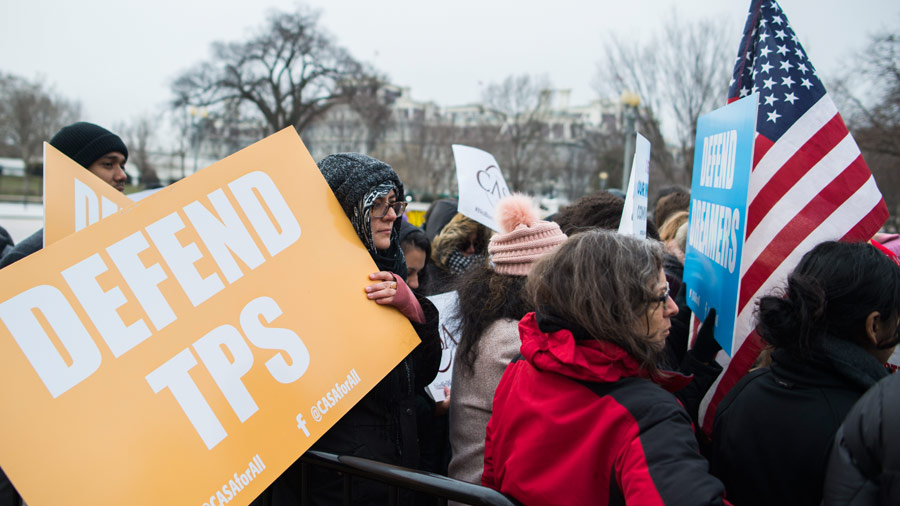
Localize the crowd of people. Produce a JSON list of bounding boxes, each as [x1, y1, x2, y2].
[[1, 122, 898, 506]]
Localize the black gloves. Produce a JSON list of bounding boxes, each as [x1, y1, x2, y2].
[[691, 308, 722, 364]]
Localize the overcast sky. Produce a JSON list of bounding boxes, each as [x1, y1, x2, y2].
[[2, 0, 897, 134]]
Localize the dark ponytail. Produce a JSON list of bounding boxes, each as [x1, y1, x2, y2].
[[757, 274, 826, 350], [756, 241, 900, 351]]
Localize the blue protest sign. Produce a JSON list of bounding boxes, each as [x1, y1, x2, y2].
[[683, 94, 757, 356]]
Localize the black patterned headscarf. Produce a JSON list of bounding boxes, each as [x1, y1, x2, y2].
[[319, 153, 408, 280]]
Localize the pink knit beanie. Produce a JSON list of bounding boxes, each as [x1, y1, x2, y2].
[[489, 194, 567, 276]]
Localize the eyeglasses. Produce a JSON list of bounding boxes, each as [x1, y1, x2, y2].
[[458, 239, 478, 252], [371, 201, 408, 219], [647, 282, 671, 305]]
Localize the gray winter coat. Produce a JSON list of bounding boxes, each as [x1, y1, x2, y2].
[[824, 371, 900, 506]]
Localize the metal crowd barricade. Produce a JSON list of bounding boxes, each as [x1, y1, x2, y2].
[[256, 450, 517, 506]]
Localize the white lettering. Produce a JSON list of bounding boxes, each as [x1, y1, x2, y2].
[[724, 130, 737, 190], [193, 325, 258, 423], [240, 296, 309, 384], [146, 348, 227, 450], [61, 254, 150, 358], [228, 171, 301, 257], [106, 231, 177, 332], [183, 189, 265, 284], [687, 197, 742, 274], [729, 209, 740, 273], [698, 130, 738, 190], [146, 212, 224, 307], [101, 196, 119, 219], [0, 285, 101, 398], [74, 179, 99, 232]]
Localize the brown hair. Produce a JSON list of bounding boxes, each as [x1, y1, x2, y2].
[[526, 230, 667, 375], [655, 191, 690, 230], [553, 191, 660, 240], [453, 264, 531, 373]]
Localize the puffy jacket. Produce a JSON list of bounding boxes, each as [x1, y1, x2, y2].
[[0, 228, 41, 269], [710, 337, 888, 506], [482, 312, 728, 506], [824, 372, 900, 505], [0, 225, 13, 259]]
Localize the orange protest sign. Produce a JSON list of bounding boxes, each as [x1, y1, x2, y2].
[[42, 143, 133, 246], [0, 128, 420, 506]]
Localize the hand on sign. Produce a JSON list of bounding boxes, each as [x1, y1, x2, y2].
[[434, 386, 451, 416], [365, 271, 425, 323], [691, 308, 722, 364], [365, 271, 399, 305]]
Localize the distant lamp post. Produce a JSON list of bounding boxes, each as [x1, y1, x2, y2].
[[620, 90, 641, 190], [189, 106, 209, 176], [598, 171, 609, 190]]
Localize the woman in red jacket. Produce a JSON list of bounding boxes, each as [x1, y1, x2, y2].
[[482, 230, 728, 506]]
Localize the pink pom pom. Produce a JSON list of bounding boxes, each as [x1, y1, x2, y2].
[[495, 193, 538, 233]]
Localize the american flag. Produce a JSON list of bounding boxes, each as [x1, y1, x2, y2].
[[698, 0, 889, 433]]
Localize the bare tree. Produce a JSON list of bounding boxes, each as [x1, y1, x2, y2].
[[578, 129, 627, 195], [387, 115, 458, 198], [639, 108, 685, 188], [120, 115, 161, 187], [346, 75, 397, 154], [833, 30, 900, 230], [171, 6, 367, 136], [837, 32, 900, 157], [0, 73, 80, 197], [0, 73, 81, 165], [594, 10, 732, 179], [481, 74, 552, 192]]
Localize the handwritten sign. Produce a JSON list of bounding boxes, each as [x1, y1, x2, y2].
[[0, 128, 419, 506], [683, 94, 757, 355], [424, 291, 461, 402], [452, 145, 511, 232]]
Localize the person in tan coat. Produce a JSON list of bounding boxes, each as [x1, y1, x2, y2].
[[447, 194, 566, 485]]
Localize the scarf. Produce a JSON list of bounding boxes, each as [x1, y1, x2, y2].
[[350, 182, 408, 280], [446, 250, 484, 276]]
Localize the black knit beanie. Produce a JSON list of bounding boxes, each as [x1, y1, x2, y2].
[[49, 122, 128, 169], [318, 153, 404, 218]]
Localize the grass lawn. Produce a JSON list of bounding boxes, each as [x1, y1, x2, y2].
[[0, 174, 144, 200]]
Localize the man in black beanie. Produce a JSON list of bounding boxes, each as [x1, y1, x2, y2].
[[48, 121, 129, 191], [0, 122, 129, 269]]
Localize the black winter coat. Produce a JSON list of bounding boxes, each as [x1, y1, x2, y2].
[[710, 337, 888, 506], [0, 225, 13, 259], [0, 228, 42, 269], [263, 295, 442, 506], [824, 371, 900, 505]]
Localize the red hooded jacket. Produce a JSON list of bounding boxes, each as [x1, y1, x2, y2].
[[482, 312, 729, 506]]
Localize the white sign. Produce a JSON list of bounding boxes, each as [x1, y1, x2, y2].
[[452, 145, 511, 232], [424, 291, 461, 402], [618, 133, 651, 238]]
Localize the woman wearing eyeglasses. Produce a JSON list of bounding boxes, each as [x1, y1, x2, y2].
[[482, 230, 728, 506], [709, 240, 900, 506], [264, 153, 440, 506]]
